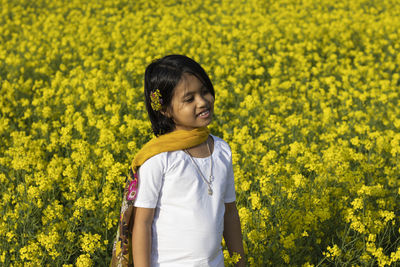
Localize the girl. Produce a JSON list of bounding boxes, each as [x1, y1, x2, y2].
[[111, 55, 245, 267]]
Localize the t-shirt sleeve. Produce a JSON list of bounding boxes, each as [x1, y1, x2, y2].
[[134, 153, 165, 208], [224, 145, 236, 203]]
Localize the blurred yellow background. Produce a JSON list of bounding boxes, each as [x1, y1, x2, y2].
[[1, 0, 399, 266]]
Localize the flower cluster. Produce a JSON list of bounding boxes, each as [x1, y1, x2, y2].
[[1, 0, 400, 266], [150, 89, 163, 111]]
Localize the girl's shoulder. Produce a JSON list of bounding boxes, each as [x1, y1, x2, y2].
[[140, 151, 168, 171], [210, 134, 232, 155]]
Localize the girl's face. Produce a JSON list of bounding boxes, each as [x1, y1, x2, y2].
[[165, 73, 214, 131]]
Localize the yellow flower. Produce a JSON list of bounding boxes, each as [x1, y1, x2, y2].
[[292, 173, 305, 188], [0, 251, 5, 263], [150, 89, 163, 111], [324, 244, 341, 259], [351, 198, 363, 210], [248, 192, 261, 210], [76, 254, 92, 267], [238, 207, 251, 228], [80, 233, 101, 254]]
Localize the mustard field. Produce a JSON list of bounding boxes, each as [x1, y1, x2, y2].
[[1, 0, 400, 266]]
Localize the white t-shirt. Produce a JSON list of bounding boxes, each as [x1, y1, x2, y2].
[[134, 134, 236, 267]]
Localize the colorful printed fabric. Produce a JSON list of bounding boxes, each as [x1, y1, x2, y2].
[[110, 127, 210, 267]]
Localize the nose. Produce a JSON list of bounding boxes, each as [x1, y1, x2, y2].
[[196, 94, 208, 107]]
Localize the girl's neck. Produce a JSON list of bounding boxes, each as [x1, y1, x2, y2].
[[184, 135, 214, 158]]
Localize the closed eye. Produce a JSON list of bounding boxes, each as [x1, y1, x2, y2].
[[185, 96, 194, 102]]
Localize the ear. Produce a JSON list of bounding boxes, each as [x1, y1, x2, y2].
[[160, 107, 171, 118]]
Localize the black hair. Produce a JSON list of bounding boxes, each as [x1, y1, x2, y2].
[[144, 55, 215, 136]]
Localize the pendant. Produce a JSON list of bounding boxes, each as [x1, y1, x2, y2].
[[209, 175, 214, 182], [208, 187, 213, 195]]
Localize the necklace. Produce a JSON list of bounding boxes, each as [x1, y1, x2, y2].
[[184, 139, 214, 195]]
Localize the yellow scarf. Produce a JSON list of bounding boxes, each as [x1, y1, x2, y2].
[[111, 127, 210, 267], [131, 127, 210, 171]]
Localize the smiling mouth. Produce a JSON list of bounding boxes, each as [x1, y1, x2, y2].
[[197, 109, 210, 117]]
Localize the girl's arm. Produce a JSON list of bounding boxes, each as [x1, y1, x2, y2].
[[132, 207, 155, 267], [223, 202, 246, 267]]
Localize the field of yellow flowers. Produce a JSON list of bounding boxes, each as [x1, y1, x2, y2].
[[1, 0, 400, 266]]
